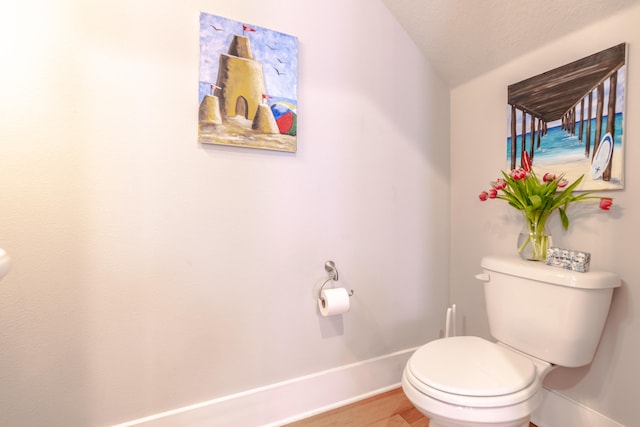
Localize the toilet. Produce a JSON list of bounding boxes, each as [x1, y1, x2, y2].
[[402, 255, 620, 427]]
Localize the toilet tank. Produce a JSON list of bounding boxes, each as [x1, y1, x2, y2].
[[478, 255, 620, 367]]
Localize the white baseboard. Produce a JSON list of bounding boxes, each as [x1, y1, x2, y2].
[[531, 387, 624, 427], [112, 347, 418, 427]]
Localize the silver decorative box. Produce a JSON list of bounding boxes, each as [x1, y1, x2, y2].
[[545, 247, 591, 272]]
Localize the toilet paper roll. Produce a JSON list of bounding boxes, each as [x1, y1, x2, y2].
[[318, 287, 351, 317]]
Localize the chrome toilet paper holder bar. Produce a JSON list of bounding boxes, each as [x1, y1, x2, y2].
[[318, 260, 354, 299]]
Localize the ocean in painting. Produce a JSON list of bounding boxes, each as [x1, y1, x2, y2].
[[506, 112, 623, 166]]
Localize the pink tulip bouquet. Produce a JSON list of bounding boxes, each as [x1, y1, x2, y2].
[[479, 153, 613, 260]]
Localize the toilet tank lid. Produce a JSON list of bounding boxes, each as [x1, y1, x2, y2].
[[481, 255, 621, 289]]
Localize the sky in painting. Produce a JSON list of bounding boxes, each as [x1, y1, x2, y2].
[[199, 12, 297, 103]]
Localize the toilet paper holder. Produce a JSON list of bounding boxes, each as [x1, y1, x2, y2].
[[318, 261, 354, 299]]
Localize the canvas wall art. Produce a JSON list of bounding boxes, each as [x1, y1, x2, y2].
[[198, 12, 298, 152], [507, 43, 626, 191]]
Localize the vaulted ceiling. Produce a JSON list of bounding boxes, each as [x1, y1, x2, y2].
[[382, 0, 640, 88]]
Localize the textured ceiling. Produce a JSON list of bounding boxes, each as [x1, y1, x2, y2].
[[382, 0, 640, 88]]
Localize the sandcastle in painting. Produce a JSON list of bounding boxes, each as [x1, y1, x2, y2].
[[198, 13, 297, 153]]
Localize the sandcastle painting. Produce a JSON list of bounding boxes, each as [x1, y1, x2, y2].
[[507, 44, 626, 191], [198, 12, 298, 152]]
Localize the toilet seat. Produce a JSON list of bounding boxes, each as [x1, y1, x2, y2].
[[405, 336, 539, 408]]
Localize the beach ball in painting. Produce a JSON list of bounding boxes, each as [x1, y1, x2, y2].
[[270, 102, 297, 136]]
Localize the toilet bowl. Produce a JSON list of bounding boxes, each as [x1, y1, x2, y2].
[[402, 336, 549, 427], [401, 255, 620, 427]]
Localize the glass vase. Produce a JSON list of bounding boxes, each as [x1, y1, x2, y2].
[[517, 214, 552, 261]]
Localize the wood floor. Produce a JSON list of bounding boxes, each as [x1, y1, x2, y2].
[[285, 388, 537, 427], [285, 388, 428, 426]]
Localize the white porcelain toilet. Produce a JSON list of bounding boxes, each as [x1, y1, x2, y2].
[[402, 255, 620, 427]]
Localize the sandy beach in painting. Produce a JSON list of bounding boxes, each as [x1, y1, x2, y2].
[[531, 148, 623, 192], [199, 116, 297, 153]]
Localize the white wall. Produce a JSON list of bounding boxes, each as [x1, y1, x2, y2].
[[451, 4, 640, 426], [0, 0, 451, 425]]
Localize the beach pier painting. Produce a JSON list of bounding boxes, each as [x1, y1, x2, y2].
[[507, 43, 626, 191], [198, 13, 298, 152]]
